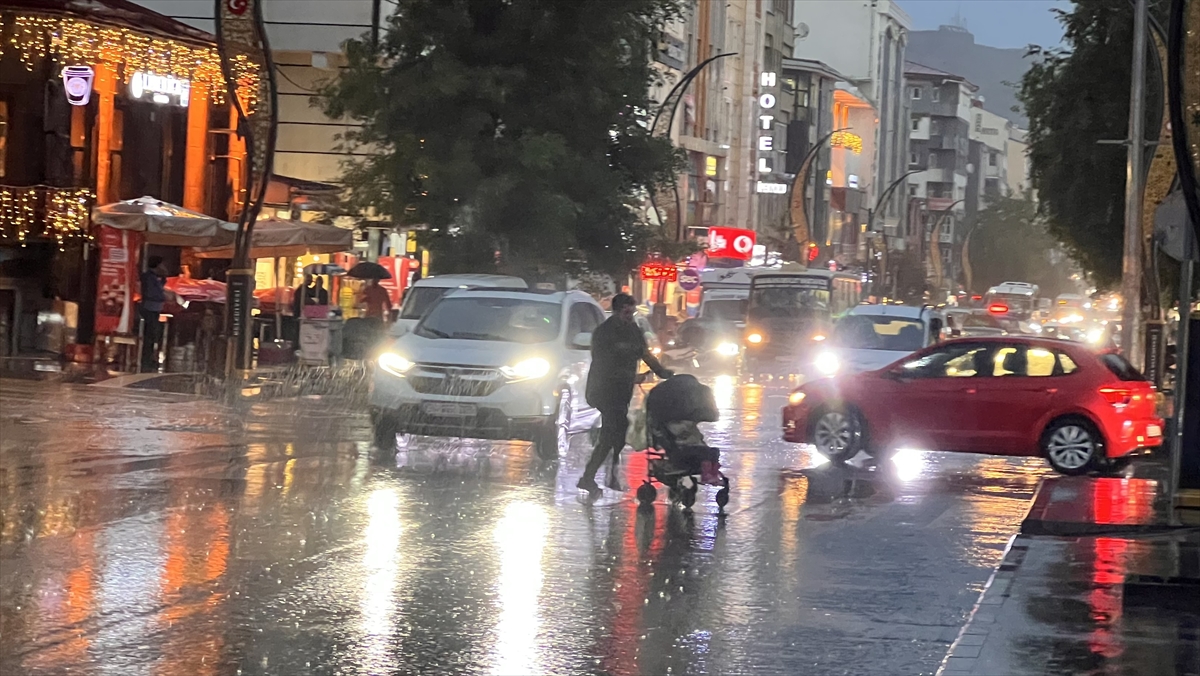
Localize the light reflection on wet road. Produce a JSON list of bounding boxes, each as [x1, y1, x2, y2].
[[0, 376, 1050, 675]]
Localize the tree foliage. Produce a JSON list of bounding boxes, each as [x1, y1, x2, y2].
[[1018, 0, 1164, 289], [966, 195, 1079, 298], [321, 0, 685, 279]]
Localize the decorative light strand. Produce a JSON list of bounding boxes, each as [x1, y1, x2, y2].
[[2, 13, 259, 110], [0, 185, 95, 249]]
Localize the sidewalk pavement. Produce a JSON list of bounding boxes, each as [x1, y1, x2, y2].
[[939, 473, 1200, 676]]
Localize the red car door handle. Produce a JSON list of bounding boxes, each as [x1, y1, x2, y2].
[[964, 387, 977, 394]]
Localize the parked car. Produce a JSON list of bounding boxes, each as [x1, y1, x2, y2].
[[782, 337, 1163, 475], [371, 288, 604, 459], [803, 304, 946, 380], [391, 274, 528, 336]]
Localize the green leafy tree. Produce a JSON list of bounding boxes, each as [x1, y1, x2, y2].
[[1019, 0, 1165, 289], [965, 195, 1079, 298], [321, 0, 685, 279]]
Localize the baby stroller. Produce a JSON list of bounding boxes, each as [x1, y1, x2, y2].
[[635, 375, 732, 513]]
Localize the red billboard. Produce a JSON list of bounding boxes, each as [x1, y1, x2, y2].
[[94, 225, 141, 335], [639, 262, 679, 282], [707, 227, 756, 260]]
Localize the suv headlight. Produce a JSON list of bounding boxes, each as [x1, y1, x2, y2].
[[813, 352, 840, 377], [500, 357, 550, 382], [717, 342, 740, 356], [378, 352, 414, 377]]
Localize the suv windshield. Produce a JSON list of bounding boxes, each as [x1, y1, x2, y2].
[[834, 315, 926, 351], [702, 299, 747, 322], [399, 286, 451, 320], [416, 297, 561, 343]]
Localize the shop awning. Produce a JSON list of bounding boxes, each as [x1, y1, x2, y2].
[[192, 217, 354, 259], [92, 197, 236, 247]]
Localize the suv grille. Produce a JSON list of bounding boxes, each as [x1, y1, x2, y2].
[[408, 364, 503, 397]]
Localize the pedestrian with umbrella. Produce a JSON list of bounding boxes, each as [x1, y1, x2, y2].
[[348, 262, 393, 323]]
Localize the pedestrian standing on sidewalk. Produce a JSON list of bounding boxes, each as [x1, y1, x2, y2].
[[138, 256, 174, 371], [577, 293, 673, 494]]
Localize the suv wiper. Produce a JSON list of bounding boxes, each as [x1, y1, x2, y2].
[[419, 327, 451, 338], [451, 331, 509, 341]]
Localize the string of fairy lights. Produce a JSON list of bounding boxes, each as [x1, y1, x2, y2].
[[0, 12, 260, 244], [0, 13, 261, 109], [0, 186, 95, 249]]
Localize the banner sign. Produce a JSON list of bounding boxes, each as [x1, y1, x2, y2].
[[707, 226, 756, 260], [94, 225, 141, 335]]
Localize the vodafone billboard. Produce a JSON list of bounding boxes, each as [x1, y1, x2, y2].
[[707, 227, 756, 261]]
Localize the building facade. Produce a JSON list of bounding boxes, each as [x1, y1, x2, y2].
[[790, 0, 911, 246], [905, 61, 977, 292], [968, 103, 1012, 203], [0, 0, 240, 356]]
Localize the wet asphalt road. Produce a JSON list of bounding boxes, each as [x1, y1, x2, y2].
[[0, 376, 1051, 676]]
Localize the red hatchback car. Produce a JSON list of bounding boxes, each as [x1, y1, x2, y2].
[[781, 337, 1163, 474]]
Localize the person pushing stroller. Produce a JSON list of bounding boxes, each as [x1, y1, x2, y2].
[[577, 294, 673, 495]]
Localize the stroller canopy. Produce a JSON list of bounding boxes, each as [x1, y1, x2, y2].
[[646, 374, 719, 424]]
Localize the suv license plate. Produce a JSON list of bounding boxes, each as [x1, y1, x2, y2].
[[423, 402, 477, 418]]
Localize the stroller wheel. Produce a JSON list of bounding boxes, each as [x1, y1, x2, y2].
[[715, 486, 730, 513], [680, 485, 697, 509], [637, 482, 657, 507]]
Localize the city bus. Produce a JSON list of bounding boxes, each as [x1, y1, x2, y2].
[[742, 267, 862, 368]]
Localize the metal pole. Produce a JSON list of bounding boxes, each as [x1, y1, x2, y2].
[[1170, 238, 1192, 508], [1121, 0, 1150, 368], [370, 0, 381, 50]]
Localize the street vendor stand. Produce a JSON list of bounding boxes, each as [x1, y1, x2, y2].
[[91, 197, 236, 373]]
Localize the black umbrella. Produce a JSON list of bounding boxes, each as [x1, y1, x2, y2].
[[347, 261, 392, 280]]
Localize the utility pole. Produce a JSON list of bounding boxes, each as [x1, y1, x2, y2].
[[1120, 0, 1150, 368]]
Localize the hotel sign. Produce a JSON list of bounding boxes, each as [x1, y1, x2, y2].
[[758, 71, 777, 174]]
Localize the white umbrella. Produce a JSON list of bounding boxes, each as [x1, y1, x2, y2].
[[92, 197, 237, 247], [192, 217, 354, 259]]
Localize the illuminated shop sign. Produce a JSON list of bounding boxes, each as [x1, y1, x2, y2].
[[639, 262, 679, 281], [61, 66, 94, 106], [758, 71, 777, 174], [129, 71, 191, 107], [756, 181, 788, 194], [831, 130, 863, 154]]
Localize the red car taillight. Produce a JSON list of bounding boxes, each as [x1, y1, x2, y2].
[[988, 303, 1008, 314], [1098, 387, 1133, 406]]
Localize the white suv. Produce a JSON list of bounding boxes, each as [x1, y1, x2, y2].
[[370, 288, 605, 459]]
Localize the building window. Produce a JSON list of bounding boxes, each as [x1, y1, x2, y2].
[[908, 185, 918, 196], [931, 87, 940, 103], [911, 116, 920, 131], [929, 152, 938, 168], [909, 151, 918, 166], [930, 118, 941, 135], [989, 151, 998, 167], [911, 86, 922, 100]]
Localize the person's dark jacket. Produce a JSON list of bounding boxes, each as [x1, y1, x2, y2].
[[585, 315, 670, 411], [140, 270, 166, 313]]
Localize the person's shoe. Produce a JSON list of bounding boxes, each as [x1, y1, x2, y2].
[[576, 476, 601, 495]]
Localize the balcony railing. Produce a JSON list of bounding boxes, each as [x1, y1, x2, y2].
[[0, 185, 94, 248]]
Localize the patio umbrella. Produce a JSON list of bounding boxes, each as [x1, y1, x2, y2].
[[347, 261, 393, 280], [92, 197, 236, 247], [193, 218, 354, 259]]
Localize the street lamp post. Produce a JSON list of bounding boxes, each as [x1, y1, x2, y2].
[[1120, 0, 1150, 367], [865, 169, 922, 298], [927, 199, 965, 299]]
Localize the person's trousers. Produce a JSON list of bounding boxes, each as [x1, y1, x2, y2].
[[139, 307, 163, 371], [582, 406, 629, 480]]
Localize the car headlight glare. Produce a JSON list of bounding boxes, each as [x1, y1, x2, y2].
[[500, 357, 551, 381], [813, 352, 840, 377], [788, 391, 806, 405], [746, 332, 763, 344], [717, 342, 740, 356], [378, 352, 414, 376]]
